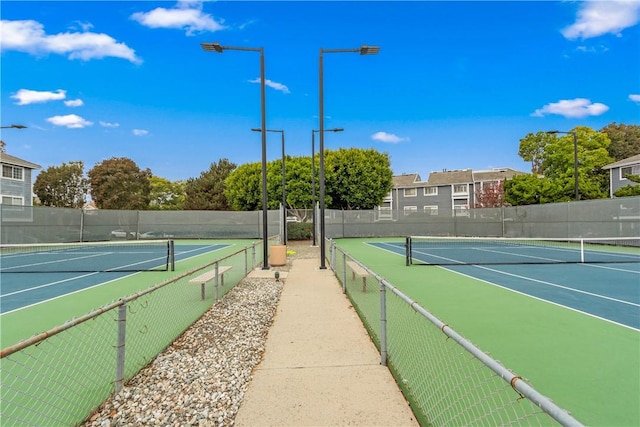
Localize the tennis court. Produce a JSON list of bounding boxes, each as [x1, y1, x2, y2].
[[0, 240, 248, 348], [334, 237, 640, 427], [374, 237, 640, 330]]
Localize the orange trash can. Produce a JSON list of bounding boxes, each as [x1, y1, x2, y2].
[[269, 245, 287, 266]]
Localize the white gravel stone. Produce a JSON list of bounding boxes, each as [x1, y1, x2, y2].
[[84, 242, 316, 427], [84, 276, 284, 427]]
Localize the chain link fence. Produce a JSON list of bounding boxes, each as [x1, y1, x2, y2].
[[2, 197, 637, 245], [325, 197, 639, 239], [329, 243, 584, 427], [1, 242, 263, 426]]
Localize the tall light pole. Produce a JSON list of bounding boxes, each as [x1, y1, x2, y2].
[[252, 128, 286, 244], [546, 130, 579, 201], [311, 128, 343, 246], [1, 125, 27, 129], [201, 42, 270, 269], [319, 45, 379, 269]]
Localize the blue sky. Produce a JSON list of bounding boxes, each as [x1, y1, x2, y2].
[[1, 1, 639, 182]]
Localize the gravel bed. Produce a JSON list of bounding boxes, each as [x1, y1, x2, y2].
[[84, 241, 317, 427]]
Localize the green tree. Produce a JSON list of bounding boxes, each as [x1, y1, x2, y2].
[[224, 148, 393, 212], [504, 174, 560, 206], [224, 162, 262, 211], [33, 161, 88, 208], [88, 157, 151, 209], [600, 122, 640, 161], [509, 126, 613, 204], [325, 148, 393, 209], [184, 158, 236, 210], [281, 156, 314, 220], [149, 176, 185, 210], [518, 131, 556, 174], [543, 127, 612, 200]]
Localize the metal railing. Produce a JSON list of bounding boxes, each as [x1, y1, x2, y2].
[[329, 242, 584, 427], [0, 242, 263, 426]]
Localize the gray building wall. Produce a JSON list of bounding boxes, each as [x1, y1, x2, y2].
[[603, 154, 640, 197]]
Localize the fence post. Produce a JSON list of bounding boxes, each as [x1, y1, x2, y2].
[[115, 302, 127, 392], [214, 261, 220, 301], [80, 209, 85, 242], [380, 280, 388, 366], [342, 252, 347, 293], [252, 244, 256, 268], [244, 246, 249, 275], [329, 240, 334, 268]]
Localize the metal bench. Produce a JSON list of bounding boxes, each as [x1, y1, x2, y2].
[[346, 260, 369, 292], [188, 266, 232, 300]]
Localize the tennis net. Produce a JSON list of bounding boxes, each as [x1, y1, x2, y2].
[[0, 240, 175, 273], [405, 236, 640, 265]]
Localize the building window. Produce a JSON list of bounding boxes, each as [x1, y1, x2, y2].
[[1, 195, 24, 205], [403, 206, 417, 215], [424, 187, 437, 196], [453, 184, 468, 194], [620, 165, 640, 180], [2, 165, 24, 180], [404, 188, 417, 197], [423, 205, 438, 215]]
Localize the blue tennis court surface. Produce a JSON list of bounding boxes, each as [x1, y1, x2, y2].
[[370, 242, 640, 330], [0, 243, 229, 314]]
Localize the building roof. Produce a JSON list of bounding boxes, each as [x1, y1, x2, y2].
[[0, 149, 42, 170], [427, 169, 474, 185], [392, 173, 422, 187], [602, 154, 640, 170], [392, 167, 526, 188], [472, 167, 525, 181]]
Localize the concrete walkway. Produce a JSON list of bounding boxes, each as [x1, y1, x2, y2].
[[235, 256, 418, 426]]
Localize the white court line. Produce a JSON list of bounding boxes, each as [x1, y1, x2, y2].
[[442, 266, 640, 332], [365, 241, 640, 331], [0, 243, 232, 315], [0, 274, 133, 316], [471, 264, 639, 307], [1, 272, 100, 297]]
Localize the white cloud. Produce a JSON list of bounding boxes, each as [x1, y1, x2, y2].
[[12, 88, 66, 105], [0, 19, 141, 63], [64, 99, 83, 107], [46, 114, 93, 128], [133, 129, 149, 136], [531, 98, 609, 118], [562, 1, 640, 40], [575, 44, 609, 54], [629, 94, 640, 103], [131, 1, 226, 35], [248, 78, 290, 94], [371, 132, 409, 144], [100, 121, 120, 128]]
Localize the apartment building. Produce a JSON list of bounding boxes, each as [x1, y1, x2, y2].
[[378, 167, 524, 219], [0, 141, 41, 206]]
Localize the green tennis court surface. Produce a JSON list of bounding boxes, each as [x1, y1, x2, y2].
[[0, 240, 252, 348], [335, 238, 640, 427]]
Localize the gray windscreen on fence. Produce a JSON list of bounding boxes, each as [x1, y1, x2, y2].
[[2, 197, 638, 244]]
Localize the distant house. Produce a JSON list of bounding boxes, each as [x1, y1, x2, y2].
[[378, 167, 525, 219], [602, 154, 640, 197], [0, 141, 41, 206]]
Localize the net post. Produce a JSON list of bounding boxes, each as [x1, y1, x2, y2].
[[169, 240, 175, 271], [405, 236, 411, 266], [580, 239, 584, 263]]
